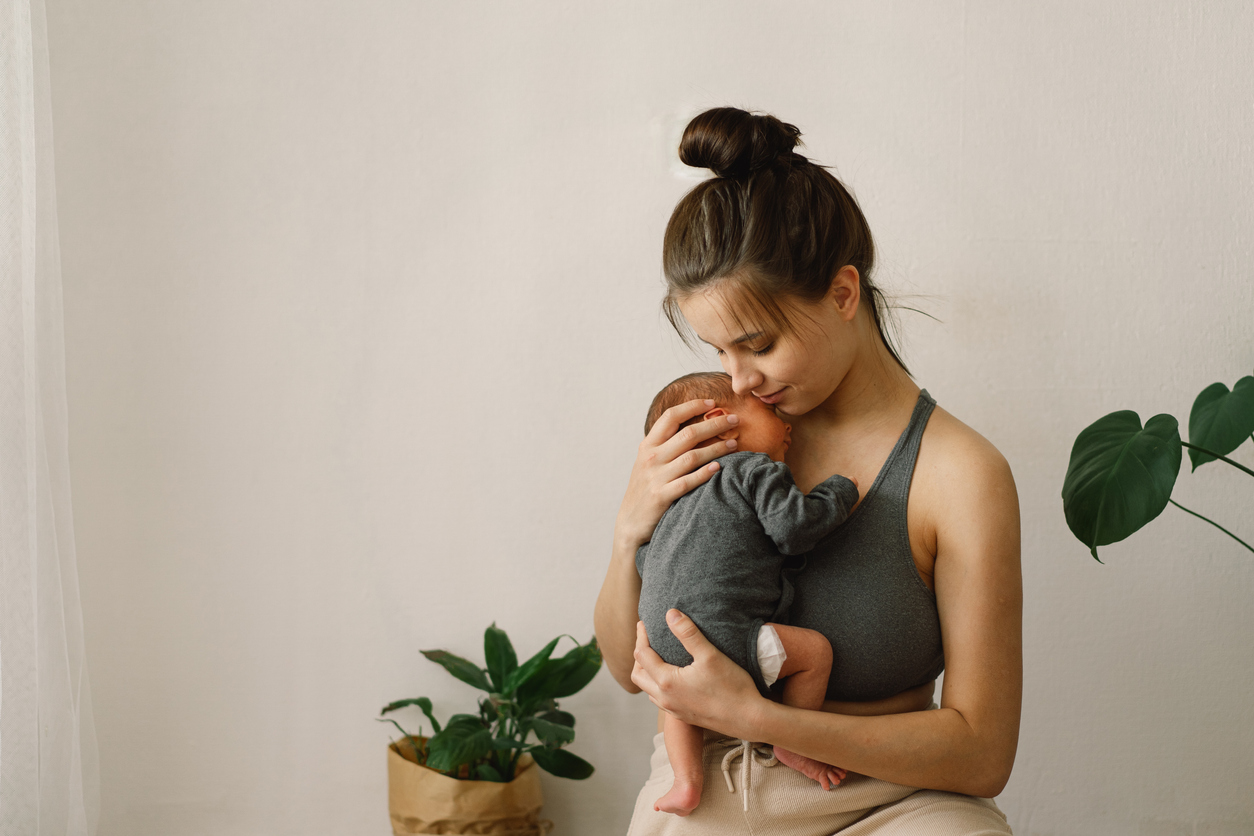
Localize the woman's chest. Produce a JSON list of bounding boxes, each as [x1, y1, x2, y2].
[[788, 426, 938, 591]]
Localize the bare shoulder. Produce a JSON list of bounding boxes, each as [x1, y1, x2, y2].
[[912, 405, 1019, 555], [919, 405, 1014, 484]]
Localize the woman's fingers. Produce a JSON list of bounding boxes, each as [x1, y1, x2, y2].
[[658, 434, 737, 487], [631, 621, 666, 704], [659, 459, 724, 505], [662, 609, 715, 660], [645, 398, 717, 446], [654, 411, 740, 468]]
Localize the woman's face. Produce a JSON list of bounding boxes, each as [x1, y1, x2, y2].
[[677, 279, 857, 417]]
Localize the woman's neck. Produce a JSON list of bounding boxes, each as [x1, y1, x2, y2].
[[795, 322, 918, 437]]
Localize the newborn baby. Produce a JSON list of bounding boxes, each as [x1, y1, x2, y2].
[[637, 371, 860, 817]]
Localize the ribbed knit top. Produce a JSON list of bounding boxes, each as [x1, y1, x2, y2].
[[788, 390, 945, 702]]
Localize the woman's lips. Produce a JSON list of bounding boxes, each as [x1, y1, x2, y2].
[[756, 389, 784, 404]]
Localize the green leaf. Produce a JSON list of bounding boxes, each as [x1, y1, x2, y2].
[[478, 697, 498, 724], [474, 763, 505, 782], [376, 716, 418, 745], [491, 737, 519, 750], [533, 639, 604, 701], [516, 639, 603, 705], [531, 747, 595, 780], [1188, 377, 1254, 470], [531, 717, 576, 746], [537, 709, 575, 728], [502, 636, 561, 695], [1062, 411, 1181, 560], [380, 698, 424, 715], [421, 649, 492, 692], [380, 696, 441, 734], [425, 715, 492, 772], [484, 623, 519, 692]]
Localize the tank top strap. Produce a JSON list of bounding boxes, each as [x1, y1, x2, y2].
[[869, 389, 936, 509]]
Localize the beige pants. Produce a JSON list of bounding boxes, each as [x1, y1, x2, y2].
[[627, 732, 1012, 836]]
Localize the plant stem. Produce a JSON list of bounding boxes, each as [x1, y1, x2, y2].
[[1169, 499, 1254, 553], [1181, 442, 1254, 477]]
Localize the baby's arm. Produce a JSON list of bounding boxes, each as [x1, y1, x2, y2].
[[743, 461, 860, 554]]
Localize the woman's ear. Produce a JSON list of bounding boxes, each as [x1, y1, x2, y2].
[[703, 407, 741, 440], [827, 265, 862, 322]]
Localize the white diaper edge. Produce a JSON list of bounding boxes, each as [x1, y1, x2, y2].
[[756, 624, 787, 687]]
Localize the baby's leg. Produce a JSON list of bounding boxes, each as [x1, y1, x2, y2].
[[765, 623, 847, 790], [654, 711, 705, 816]]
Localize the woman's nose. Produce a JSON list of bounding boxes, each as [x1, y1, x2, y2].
[[724, 357, 763, 395]]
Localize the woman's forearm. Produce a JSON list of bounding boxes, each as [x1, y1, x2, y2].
[[593, 536, 644, 692], [751, 699, 1016, 798]]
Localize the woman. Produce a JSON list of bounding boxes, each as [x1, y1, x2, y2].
[[594, 107, 1022, 835]]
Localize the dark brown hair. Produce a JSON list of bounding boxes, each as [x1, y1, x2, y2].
[[644, 372, 737, 436], [662, 107, 908, 372]]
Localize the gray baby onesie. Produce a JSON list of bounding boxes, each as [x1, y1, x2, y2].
[[636, 451, 859, 695]]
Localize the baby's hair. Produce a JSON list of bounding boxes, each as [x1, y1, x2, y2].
[[644, 371, 738, 436]]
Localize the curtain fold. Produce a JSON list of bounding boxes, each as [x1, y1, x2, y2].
[[1, 0, 100, 832]]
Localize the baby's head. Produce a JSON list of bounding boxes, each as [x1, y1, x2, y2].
[[645, 372, 792, 462]]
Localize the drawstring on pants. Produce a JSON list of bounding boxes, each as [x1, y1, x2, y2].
[[717, 738, 778, 812]]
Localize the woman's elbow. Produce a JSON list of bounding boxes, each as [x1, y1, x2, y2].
[[613, 669, 643, 694], [595, 633, 643, 694], [963, 749, 1016, 798], [605, 656, 642, 694]]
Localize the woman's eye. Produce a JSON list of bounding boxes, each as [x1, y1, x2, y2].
[[752, 343, 774, 357], [713, 348, 726, 357]]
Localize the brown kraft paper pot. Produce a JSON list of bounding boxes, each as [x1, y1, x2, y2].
[[387, 741, 553, 835]]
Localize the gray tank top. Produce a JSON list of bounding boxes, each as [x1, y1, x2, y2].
[[788, 390, 945, 702]]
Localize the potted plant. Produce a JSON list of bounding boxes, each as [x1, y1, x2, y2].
[[379, 623, 602, 835], [1062, 374, 1253, 560]]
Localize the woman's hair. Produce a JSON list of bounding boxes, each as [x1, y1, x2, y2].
[[644, 372, 737, 436], [662, 107, 908, 373]]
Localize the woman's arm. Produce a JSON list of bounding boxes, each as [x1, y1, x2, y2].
[[594, 398, 742, 691], [632, 436, 1022, 797]]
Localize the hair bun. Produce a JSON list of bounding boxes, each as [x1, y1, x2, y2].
[[679, 107, 803, 179]]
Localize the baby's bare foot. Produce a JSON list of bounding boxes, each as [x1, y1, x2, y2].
[[773, 745, 847, 790], [654, 780, 702, 816]]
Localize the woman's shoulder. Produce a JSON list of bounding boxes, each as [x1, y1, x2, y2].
[[919, 403, 1014, 486], [912, 403, 1019, 547]]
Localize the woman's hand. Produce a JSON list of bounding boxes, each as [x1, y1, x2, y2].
[[614, 399, 741, 549], [631, 610, 764, 739], [596, 399, 740, 693]]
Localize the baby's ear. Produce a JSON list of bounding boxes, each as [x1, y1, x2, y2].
[[702, 407, 740, 440]]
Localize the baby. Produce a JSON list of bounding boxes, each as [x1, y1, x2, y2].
[[637, 372, 860, 817]]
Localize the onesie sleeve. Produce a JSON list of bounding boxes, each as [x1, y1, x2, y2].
[[744, 460, 860, 555]]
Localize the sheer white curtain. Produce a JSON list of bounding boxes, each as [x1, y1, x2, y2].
[[1, 0, 99, 832]]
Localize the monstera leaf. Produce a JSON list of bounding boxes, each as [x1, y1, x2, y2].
[[1062, 411, 1182, 560], [1189, 376, 1254, 470]]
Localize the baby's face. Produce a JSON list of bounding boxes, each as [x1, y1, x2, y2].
[[731, 397, 792, 462]]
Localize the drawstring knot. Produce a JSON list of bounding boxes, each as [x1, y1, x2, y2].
[[717, 738, 777, 812]]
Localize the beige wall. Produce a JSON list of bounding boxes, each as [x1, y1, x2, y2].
[[47, 2, 1254, 834]]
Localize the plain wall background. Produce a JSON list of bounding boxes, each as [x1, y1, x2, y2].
[[45, 2, 1254, 834]]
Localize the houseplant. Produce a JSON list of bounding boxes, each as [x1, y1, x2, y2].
[[1061, 374, 1253, 561], [379, 624, 602, 835]]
